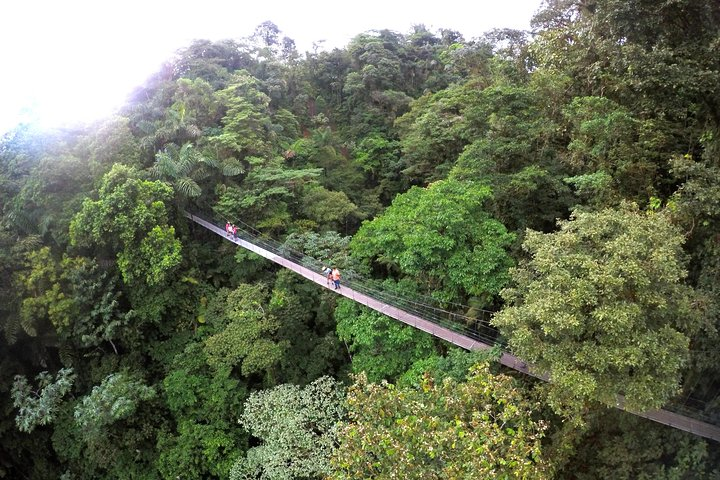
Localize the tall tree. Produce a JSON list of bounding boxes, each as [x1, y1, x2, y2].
[[493, 204, 704, 411], [332, 363, 550, 479]]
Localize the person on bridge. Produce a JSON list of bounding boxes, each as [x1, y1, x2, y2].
[[322, 266, 332, 286], [225, 221, 232, 237], [231, 224, 238, 240], [332, 267, 341, 290]]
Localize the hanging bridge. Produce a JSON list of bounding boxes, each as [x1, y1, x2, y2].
[[185, 212, 720, 442]]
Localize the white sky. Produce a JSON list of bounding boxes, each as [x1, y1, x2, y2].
[[0, 0, 542, 134]]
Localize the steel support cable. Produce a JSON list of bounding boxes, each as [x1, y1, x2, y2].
[[223, 216, 720, 358], [218, 214, 498, 316], [202, 211, 498, 328], [195, 212, 505, 346], [189, 213, 720, 424]]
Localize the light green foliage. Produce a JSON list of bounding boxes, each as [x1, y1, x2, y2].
[[74, 372, 156, 439], [12, 368, 76, 433], [398, 347, 503, 387], [300, 185, 361, 230], [352, 178, 514, 306], [335, 298, 436, 382], [332, 363, 549, 479], [213, 158, 321, 231], [230, 376, 345, 480], [282, 230, 353, 271], [16, 247, 78, 336], [151, 143, 208, 199], [209, 70, 274, 158], [117, 225, 181, 286], [494, 205, 704, 411], [15, 248, 127, 352], [69, 163, 182, 288], [204, 284, 287, 378]]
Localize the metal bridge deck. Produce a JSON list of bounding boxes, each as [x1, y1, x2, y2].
[[186, 212, 720, 442]]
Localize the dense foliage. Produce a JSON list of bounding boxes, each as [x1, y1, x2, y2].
[[2, 2, 720, 478]]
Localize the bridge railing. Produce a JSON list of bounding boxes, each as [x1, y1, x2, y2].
[[186, 211, 720, 430], [189, 211, 504, 348]]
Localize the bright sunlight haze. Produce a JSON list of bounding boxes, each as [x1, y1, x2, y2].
[[1, 0, 540, 134]]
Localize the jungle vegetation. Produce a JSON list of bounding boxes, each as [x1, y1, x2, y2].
[[2, 1, 720, 478]]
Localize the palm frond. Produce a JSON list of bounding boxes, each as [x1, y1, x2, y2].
[[2, 313, 20, 345], [20, 313, 38, 337], [222, 158, 245, 177], [176, 177, 202, 198], [152, 150, 179, 179], [200, 155, 220, 170]]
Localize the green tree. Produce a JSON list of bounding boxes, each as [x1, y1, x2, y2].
[[70, 163, 181, 287], [493, 204, 704, 411], [74, 372, 156, 440], [12, 368, 76, 433], [557, 408, 720, 480], [209, 70, 275, 160], [395, 82, 482, 184], [332, 363, 550, 479], [230, 376, 345, 480], [157, 341, 247, 480], [335, 297, 436, 382], [352, 178, 514, 307], [203, 284, 287, 380]]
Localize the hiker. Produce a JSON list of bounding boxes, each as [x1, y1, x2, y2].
[[232, 224, 238, 240], [332, 267, 341, 290], [321, 266, 332, 286], [225, 221, 232, 237]]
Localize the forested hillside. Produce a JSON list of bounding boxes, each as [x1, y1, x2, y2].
[[2, 1, 720, 478]]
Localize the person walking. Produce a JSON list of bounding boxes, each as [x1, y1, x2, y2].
[[322, 266, 332, 286], [231, 224, 238, 240], [225, 221, 232, 237], [332, 267, 341, 290]]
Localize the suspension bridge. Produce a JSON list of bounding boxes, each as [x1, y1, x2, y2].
[[185, 212, 720, 442]]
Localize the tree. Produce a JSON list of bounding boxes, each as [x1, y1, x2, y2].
[[157, 341, 247, 480], [395, 82, 482, 184], [74, 372, 156, 440], [230, 376, 345, 480], [203, 284, 287, 380], [70, 163, 182, 289], [332, 363, 550, 479], [208, 70, 275, 160], [300, 185, 361, 231], [556, 408, 720, 479], [11, 368, 76, 433], [335, 297, 436, 382], [493, 204, 704, 411], [351, 178, 514, 307]]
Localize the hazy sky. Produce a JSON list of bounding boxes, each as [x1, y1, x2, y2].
[[1, 0, 542, 134]]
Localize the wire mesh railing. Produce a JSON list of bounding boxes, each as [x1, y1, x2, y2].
[[186, 211, 720, 429], [189, 210, 505, 348]]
